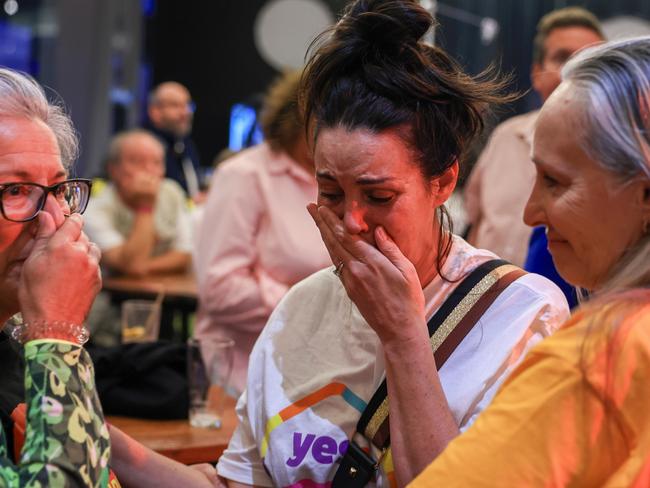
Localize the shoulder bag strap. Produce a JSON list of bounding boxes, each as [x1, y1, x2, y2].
[[332, 259, 525, 487]]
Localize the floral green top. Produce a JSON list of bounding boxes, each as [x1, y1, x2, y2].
[[0, 340, 111, 487]]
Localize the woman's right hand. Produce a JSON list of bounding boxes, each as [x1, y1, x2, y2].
[[18, 212, 102, 327], [307, 203, 427, 347]]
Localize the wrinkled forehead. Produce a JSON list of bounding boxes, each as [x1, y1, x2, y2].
[[533, 82, 590, 165], [536, 81, 583, 133], [0, 116, 65, 180], [0, 116, 59, 156]]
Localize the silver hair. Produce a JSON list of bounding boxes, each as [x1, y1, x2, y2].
[[0, 68, 79, 168], [562, 36, 650, 181], [561, 37, 650, 292]]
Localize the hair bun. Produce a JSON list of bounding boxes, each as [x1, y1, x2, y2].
[[338, 0, 433, 53]]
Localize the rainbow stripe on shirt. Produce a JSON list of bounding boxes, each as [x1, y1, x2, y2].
[[260, 382, 366, 457], [260, 381, 398, 488]]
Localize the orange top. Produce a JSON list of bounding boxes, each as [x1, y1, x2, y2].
[[409, 292, 650, 487]]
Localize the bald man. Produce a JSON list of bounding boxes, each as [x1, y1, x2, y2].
[[146, 81, 202, 198], [85, 129, 192, 277]]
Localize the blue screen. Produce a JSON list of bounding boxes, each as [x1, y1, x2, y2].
[[0, 21, 32, 74], [228, 103, 263, 151]]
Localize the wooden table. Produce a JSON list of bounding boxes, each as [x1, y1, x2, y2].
[[103, 272, 198, 300], [103, 272, 198, 340], [107, 394, 238, 465]]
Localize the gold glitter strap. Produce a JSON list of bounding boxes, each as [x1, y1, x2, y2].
[[362, 261, 525, 449], [429, 264, 519, 353]]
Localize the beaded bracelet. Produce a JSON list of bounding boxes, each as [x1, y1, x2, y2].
[[10, 319, 90, 345]]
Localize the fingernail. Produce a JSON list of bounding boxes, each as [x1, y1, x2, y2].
[[376, 226, 387, 240]]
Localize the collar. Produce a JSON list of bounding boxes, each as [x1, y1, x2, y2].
[[266, 145, 314, 184], [514, 110, 540, 147]]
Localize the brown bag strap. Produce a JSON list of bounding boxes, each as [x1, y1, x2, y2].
[[333, 259, 526, 487], [360, 260, 526, 450], [433, 264, 526, 369], [332, 259, 526, 488]]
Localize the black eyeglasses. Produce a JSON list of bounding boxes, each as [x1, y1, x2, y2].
[[0, 178, 92, 223]]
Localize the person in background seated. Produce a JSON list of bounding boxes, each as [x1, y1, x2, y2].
[[85, 129, 192, 277], [465, 7, 604, 266], [194, 70, 331, 395], [146, 81, 204, 202]]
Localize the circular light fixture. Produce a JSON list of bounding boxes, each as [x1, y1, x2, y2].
[[602, 15, 650, 41], [254, 0, 334, 71], [4, 0, 18, 16]]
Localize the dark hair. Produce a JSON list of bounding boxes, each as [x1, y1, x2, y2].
[[301, 0, 514, 271], [532, 7, 604, 65], [260, 69, 304, 154]]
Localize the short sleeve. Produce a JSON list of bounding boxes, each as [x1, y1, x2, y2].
[[445, 273, 569, 430], [217, 391, 274, 487], [84, 187, 125, 252]]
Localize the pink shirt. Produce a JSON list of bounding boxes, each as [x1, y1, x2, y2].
[[465, 110, 538, 267], [194, 143, 331, 393]]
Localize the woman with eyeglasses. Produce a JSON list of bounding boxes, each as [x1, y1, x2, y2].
[[0, 68, 108, 485], [0, 68, 229, 488]]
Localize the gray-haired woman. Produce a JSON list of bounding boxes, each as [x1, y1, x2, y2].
[[316, 36, 650, 486], [0, 67, 222, 488], [0, 67, 108, 486]]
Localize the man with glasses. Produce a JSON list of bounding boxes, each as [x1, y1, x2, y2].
[[465, 7, 604, 268], [146, 81, 203, 201], [84, 129, 192, 278]]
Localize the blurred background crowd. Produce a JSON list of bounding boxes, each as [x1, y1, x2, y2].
[[1, 0, 648, 180]]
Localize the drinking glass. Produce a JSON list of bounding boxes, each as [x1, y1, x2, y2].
[[187, 337, 235, 428], [121, 299, 161, 343]]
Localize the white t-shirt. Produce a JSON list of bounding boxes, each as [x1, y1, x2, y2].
[[217, 237, 570, 487], [84, 178, 193, 255]]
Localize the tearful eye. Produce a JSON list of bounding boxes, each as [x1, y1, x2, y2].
[[319, 191, 343, 202], [366, 192, 394, 204]]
